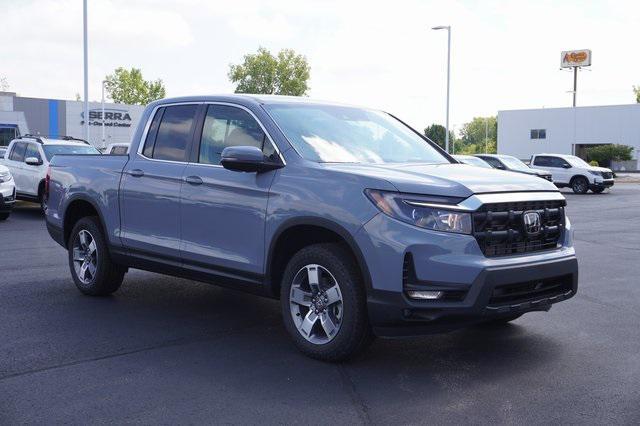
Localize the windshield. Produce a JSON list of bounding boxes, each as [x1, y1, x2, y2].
[[565, 155, 591, 168], [43, 145, 100, 161], [265, 103, 450, 164], [500, 156, 531, 172]]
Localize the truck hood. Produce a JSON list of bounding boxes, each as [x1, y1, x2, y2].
[[322, 162, 558, 198], [590, 166, 613, 173]]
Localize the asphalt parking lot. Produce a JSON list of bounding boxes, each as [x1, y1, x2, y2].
[[1, 185, 639, 424]]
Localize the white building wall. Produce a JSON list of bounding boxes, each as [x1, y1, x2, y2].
[[498, 104, 640, 160]]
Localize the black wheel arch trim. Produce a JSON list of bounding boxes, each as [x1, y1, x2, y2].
[[265, 216, 373, 297], [62, 194, 110, 247]]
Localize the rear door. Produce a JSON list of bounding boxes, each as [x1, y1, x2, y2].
[[179, 103, 279, 279], [6, 142, 27, 194], [120, 103, 199, 261]]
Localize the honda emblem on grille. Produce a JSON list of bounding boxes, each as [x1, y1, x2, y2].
[[523, 211, 541, 236]]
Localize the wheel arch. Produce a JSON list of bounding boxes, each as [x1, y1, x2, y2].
[[62, 196, 109, 247], [265, 217, 372, 299], [570, 174, 590, 185]]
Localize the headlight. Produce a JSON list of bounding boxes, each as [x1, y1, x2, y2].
[[364, 189, 472, 234], [589, 170, 602, 176], [0, 171, 12, 183]]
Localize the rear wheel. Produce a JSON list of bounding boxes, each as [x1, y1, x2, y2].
[[280, 243, 373, 362], [68, 217, 126, 296], [571, 176, 589, 194]]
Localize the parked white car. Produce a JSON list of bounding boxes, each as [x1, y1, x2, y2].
[[530, 153, 614, 194], [0, 164, 16, 220], [1, 135, 100, 210], [452, 154, 493, 168]]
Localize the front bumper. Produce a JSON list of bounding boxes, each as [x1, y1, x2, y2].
[[591, 178, 614, 189], [0, 186, 16, 213], [355, 209, 577, 337]]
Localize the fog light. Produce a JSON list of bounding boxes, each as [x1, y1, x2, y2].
[[407, 290, 443, 300]]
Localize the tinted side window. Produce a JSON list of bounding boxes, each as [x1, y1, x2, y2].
[[550, 157, 569, 168], [198, 105, 276, 165], [533, 156, 550, 166], [149, 105, 197, 162], [482, 157, 503, 169], [25, 143, 42, 161], [142, 108, 164, 158], [9, 142, 27, 162]]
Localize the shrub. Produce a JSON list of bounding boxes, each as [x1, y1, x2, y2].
[[589, 160, 599, 167], [586, 144, 633, 164]]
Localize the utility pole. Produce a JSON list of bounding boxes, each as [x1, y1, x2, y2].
[[485, 117, 489, 153], [432, 25, 451, 153], [83, 0, 89, 142]]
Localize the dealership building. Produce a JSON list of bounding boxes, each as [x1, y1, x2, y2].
[[498, 103, 640, 163], [0, 92, 144, 149]]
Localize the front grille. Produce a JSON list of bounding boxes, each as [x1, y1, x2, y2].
[[473, 199, 565, 257], [602, 172, 613, 179], [488, 274, 573, 307]]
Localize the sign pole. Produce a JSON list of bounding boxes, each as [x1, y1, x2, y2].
[[83, 0, 89, 142], [573, 66, 578, 107]]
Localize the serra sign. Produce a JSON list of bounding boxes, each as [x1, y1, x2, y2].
[[81, 108, 133, 127], [561, 49, 591, 68]]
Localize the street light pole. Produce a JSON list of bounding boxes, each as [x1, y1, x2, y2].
[[83, 0, 89, 142], [485, 117, 489, 154], [101, 80, 106, 148], [432, 25, 451, 153]]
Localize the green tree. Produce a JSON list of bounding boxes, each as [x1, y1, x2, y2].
[[228, 47, 310, 96], [104, 67, 166, 105], [423, 124, 454, 150], [457, 116, 497, 154], [586, 144, 633, 164], [634, 85, 640, 103]]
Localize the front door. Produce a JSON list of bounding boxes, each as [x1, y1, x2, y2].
[[180, 104, 280, 280], [6, 142, 27, 194], [120, 104, 199, 261]]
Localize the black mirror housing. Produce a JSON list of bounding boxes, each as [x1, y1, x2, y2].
[[221, 146, 283, 173]]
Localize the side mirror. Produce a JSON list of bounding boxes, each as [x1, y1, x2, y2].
[[25, 157, 42, 166], [562, 163, 571, 169], [496, 164, 506, 170], [221, 146, 283, 173]]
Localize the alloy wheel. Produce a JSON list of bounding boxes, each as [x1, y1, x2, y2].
[[289, 264, 343, 345], [72, 230, 98, 284]]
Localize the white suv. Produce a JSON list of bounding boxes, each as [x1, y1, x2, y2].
[[530, 153, 614, 194], [0, 163, 16, 220], [1, 135, 100, 210]]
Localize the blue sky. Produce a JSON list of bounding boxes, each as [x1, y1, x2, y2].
[[3, 0, 639, 132]]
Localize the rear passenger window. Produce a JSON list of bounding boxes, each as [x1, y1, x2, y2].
[[198, 105, 276, 165], [9, 142, 27, 162], [145, 105, 198, 162]]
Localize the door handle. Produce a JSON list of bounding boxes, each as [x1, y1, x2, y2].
[[185, 175, 203, 185], [129, 169, 144, 177]]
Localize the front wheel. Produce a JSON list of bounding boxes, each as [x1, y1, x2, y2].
[[591, 187, 605, 194], [68, 217, 126, 296], [571, 176, 589, 194], [0, 212, 9, 221], [280, 243, 373, 362]]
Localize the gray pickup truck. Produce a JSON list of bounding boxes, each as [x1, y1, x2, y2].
[[45, 95, 578, 361]]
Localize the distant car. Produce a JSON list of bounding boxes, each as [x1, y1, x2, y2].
[[453, 155, 492, 168], [1, 135, 100, 211], [0, 147, 7, 159], [104, 143, 130, 155], [530, 153, 614, 194], [0, 164, 16, 220], [476, 154, 553, 182]]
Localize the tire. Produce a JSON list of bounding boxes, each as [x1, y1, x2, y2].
[[38, 185, 47, 213], [591, 187, 605, 194], [280, 243, 373, 362], [0, 212, 9, 221], [571, 176, 589, 194], [68, 216, 126, 296]]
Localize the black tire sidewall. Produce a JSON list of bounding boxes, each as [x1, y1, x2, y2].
[[280, 244, 370, 361], [572, 177, 588, 194], [68, 217, 122, 296]]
